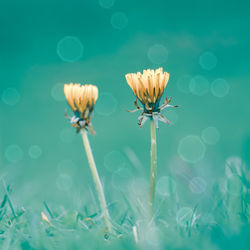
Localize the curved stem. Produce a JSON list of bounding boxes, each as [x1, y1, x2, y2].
[[148, 119, 157, 218], [80, 129, 112, 233]]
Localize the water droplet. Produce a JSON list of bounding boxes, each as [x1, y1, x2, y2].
[[99, 0, 115, 9], [56, 174, 72, 191], [156, 176, 176, 196], [51, 83, 65, 101], [211, 78, 230, 97], [2, 88, 20, 106], [178, 135, 206, 163], [189, 177, 207, 194], [28, 145, 42, 159], [201, 126, 220, 145], [199, 51, 217, 70], [176, 207, 193, 227], [5, 144, 23, 163], [57, 36, 84, 62], [104, 150, 125, 172], [189, 75, 209, 96], [111, 12, 128, 30], [177, 75, 192, 94], [95, 92, 117, 116], [147, 44, 168, 65]]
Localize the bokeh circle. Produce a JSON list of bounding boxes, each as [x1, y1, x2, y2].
[[178, 135, 206, 163]]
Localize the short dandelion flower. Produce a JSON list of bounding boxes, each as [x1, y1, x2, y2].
[[64, 83, 98, 134], [63, 83, 112, 233], [125, 67, 178, 128]]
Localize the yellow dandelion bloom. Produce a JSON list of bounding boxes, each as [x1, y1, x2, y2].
[[64, 83, 98, 133], [125, 68, 178, 128]]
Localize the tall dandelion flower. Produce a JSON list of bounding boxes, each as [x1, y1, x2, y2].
[[64, 83, 112, 233], [125, 68, 178, 217]]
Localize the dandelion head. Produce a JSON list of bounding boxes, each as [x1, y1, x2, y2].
[[64, 83, 98, 133], [125, 68, 178, 128]]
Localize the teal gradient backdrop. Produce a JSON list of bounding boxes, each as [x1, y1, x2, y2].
[[0, 0, 249, 242]]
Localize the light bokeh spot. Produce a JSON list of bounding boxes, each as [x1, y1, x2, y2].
[[57, 36, 84, 62], [189, 75, 209, 96], [201, 126, 220, 145], [199, 51, 217, 70], [176, 207, 193, 227], [5, 144, 23, 163], [178, 135, 206, 163], [2, 88, 20, 106], [177, 75, 192, 94], [51, 83, 65, 101], [104, 150, 126, 172], [211, 78, 230, 97], [99, 0, 115, 9], [28, 145, 42, 159], [111, 12, 128, 30], [189, 177, 207, 194], [156, 176, 176, 196], [147, 44, 168, 65], [95, 92, 117, 116]]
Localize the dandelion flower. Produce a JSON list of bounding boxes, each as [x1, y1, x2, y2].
[[125, 67, 178, 128], [64, 83, 98, 133]]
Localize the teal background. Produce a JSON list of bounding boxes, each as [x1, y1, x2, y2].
[[0, 0, 249, 249]]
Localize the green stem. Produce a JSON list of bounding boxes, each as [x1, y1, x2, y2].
[[80, 129, 112, 233], [148, 119, 157, 218]]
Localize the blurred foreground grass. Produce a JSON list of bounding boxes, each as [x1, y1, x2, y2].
[[0, 157, 249, 250]]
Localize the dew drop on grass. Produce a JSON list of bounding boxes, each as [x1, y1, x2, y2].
[[57, 36, 84, 62], [156, 176, 176, 196], [178, 135, 206, 163], [176, 207, 193, 227], [189, 177, 207, 194], [5, 144, 23, 163]]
